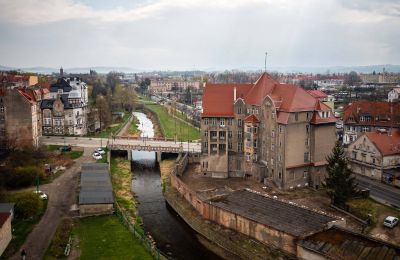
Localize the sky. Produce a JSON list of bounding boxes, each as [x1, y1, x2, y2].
[[0, 0, 399, 71]]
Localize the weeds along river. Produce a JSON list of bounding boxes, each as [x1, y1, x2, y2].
[[130, 112, 221, 260]]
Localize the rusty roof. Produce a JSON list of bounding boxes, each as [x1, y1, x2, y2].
[[210, 189, 337, 237], [299, 226, 400, 259], [365, 129, 400, 156], [0, 212, 10, 228]]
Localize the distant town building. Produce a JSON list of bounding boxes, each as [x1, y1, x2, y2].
[[388, 87, 400, 102], [149, 79, 201, 93], [307, 90, 335, 111], [41, 77, 89, 136], [313, 78, 344, 89], [360, 73, 400, 84], [0, 73, 38, 88], [200, 73, 337, 190], [347, 129, 400, 187], [342, 101, 400, 144]]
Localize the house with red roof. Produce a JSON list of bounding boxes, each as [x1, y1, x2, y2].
[[0, 212, 11, 256], [200, 73, 337, 190], [307, 89, 335, 111], [347, 129, 400, 185], [342, 101, 400, 145], [0, 85, 46, 149]]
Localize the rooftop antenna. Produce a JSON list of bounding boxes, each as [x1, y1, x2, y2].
[[264, 52, 268, 73]]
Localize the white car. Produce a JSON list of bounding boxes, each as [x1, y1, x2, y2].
[[383, 216, 399, 228], [33, 190, 48, 200], [92, 152, 102, 160], [96, 148, 105, 154]]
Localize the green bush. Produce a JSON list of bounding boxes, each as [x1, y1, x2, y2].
[[5, 166, 44, 189], [10, 192, 44, 219]]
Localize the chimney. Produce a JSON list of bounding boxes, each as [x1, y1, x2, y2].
[[234, 87, 237, 101]]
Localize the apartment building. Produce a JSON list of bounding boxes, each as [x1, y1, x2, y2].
[[41, 77, 89, 136], [342, 101, 400, 144], [0, 73, 38, 88], [347, 129, 400, 187], [0, 83, 47, 149], [200, 73, 337, 190], [149, 79, 201, 93]]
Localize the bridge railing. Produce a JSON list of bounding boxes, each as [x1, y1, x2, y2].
[[108, 144, 184, 153]]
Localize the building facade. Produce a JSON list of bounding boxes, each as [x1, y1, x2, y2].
[[41, 77, 89, 136], [0, 85, 46, 149], [388, 87, 400, 102], [342, 101, 400, 145], [149, 79, 201, 93], [347, 129, 400, 186], [200, 73, 337, 190]]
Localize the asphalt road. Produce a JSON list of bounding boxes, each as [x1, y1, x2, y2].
[[10, 154, 94, 260], [355, 175, 400, 208], [40, 136, 201, 153]]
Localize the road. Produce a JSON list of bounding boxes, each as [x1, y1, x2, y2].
[[10, 154, 94, 260], [40, 136, 201, 153], [355, 175, 400, 208]]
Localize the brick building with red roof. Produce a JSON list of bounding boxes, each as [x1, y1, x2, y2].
[[0, 78, 48, 149], [347, 129, 400, 185], [342, 101, 400, 145], [200, 73, 337, 190]]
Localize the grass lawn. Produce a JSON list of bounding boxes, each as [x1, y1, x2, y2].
[[1, 197, 47, 259], [348, 197, 400, 229], [46, 145, 83, 160], [72, 215, 152, 260], [94, 113, 131, 138], [110, 158, 137, 221], [146, 103, 200, 141], [128, 116, 140, 136]]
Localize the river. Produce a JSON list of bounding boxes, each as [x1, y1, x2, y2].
[[131, 112, 221, 260]]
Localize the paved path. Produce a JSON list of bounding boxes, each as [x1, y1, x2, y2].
[[355, 175, 400, 208], [11, 154, 94, 260]]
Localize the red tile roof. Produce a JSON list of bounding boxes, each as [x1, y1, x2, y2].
[[308, 90, 327, 99], [202, 83, 252, 117], [310, 102, 337, 124], [244, 114, 260, 124], [202, 73, 334, 125], [365, 130, 400, 156], [343, 101, 400, 127], [0, 212, 10, 228]]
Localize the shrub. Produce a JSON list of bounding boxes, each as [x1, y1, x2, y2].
[[5, 166, 44, 189], [10, 192, 44, 219], [47, 218, 74, 258]]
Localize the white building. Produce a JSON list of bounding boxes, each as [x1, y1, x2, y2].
[[388, 87, 400, 102], [41, 77, 89, 136]]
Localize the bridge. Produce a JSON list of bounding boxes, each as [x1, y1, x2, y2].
[[40, 136, 201, 155]]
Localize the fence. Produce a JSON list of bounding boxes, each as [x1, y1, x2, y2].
[[114, 202, 168, 260]]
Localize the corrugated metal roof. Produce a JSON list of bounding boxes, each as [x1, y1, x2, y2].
[[79, 163, 114, 205]]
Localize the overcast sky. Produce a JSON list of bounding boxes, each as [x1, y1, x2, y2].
[[0, 0, 399, 70]]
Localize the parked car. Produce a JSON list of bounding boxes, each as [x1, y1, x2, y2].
[[92, 152, 102, 160], [33, 190, 48, 200], [383, 216, 398, 228], [59, 145, 72, 152], [96, 148, 105, 154]]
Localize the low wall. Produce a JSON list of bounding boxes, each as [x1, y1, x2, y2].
[[79, 204, 114, 216], [167, 158, 296, 258]]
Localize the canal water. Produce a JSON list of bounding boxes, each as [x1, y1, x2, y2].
[[131, 112, 221, 259]]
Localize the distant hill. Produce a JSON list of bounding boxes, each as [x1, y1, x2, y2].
[[0, 66, 140, 74], [1, 64, 400, 75]]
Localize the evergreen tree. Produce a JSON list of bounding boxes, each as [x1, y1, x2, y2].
[[323, 141, 357, 206]]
